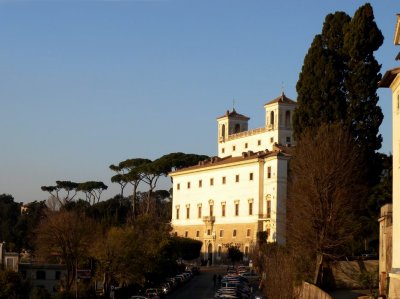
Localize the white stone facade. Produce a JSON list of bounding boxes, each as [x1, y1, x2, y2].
[[170, 94, 295, 264], [379, 14, 400, 298]]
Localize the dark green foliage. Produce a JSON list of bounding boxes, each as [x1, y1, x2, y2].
[[293, 3, 384, 260], [294, 4, 383, 157], [30, 286, 51, 299], [14, 200, 47, 250], [85, 196, 131, 227], [170, 236, 203, 261], [227, 246, 243, 264], [0, 194, 20, 250], [294, 12, 350, 137], [0, 270, 29, 299], [256, 231, 268, 245]]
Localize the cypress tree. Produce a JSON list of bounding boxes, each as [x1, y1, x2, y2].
[[293, 12, 350, 138], [343, 3, 384, 153]]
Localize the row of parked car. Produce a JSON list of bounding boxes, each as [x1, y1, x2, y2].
[[131, 265, 200, 299], [214, 266, 261, 299]]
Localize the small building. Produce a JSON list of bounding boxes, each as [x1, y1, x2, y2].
[[0, 242, 19, 271], [19, 263, 67, 295]]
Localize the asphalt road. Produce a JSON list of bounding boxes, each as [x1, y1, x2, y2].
[[167, 266, 226, 299]]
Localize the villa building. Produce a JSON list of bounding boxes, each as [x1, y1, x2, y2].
[[379, 13, 400, 298], [169, 93, 295, 264]]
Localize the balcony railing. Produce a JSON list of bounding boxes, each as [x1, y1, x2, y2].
[[202, 216, 215, 223]]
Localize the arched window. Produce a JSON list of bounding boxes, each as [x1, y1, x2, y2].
[[234, 123, 240, 133], [221, 124, 226, 138], [270, 111, 274, 125], [285, 111, 291, 127]]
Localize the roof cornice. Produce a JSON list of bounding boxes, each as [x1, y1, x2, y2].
[[394, 14, 400, 45]]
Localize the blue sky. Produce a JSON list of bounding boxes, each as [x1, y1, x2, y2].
[[0, 0, 398, 203]]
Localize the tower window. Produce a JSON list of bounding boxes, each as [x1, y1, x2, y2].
[[249, 202, 253, 215], [210, 178, 214, 186], [257, 140, 261, 146], [176, 207, 180, 219], [198, 206, 202, 218], [233, 229, 237, 237], [234, 123, 240, 133], [235, 203, 239, 216], [222, 176, 226, 184], [285, 110, 291, 127], [270, 111, 275, 125], [245, 143, 248, 149], [222, 204, 226, 217], [233, 145, 236, 151], [187, 182, 191, 189], [177, 183, 180, 190], [267, 166, 271, 178], [222, 148, 225, 154], [199, 180, 202, 188], [249, 173, 253, 181], [186, 206, 190, 219], [235, 175, 240, 182]]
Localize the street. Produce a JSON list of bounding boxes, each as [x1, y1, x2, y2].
[[167, 266, 226, 299]]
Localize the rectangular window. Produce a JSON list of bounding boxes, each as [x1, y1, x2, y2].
[[186, 207, 190, 219], [286, 136, 291, 143], [210, 178, 214, 186], [270, 137, 274, 143], [218, 246, 222, 257], [222, 204, 226, 217], [249, 173, 253, 181], [233, 229, 237, 237], [177, 183, 180, 190], [199, 180, 202, 188], [267, 166, 271, 178], [249, 202, 253, 215], [185, 231, 188, 237], [235, 175, 239, 182], [235, 203, 239, 216], [267, 200, 271, 218], [207, 229, 211, 235], [222, 176, 226, 184], [219, 230, 224, 237], [258, 140, 261, 146], [245, 143, 248, 149], [210, 205, 214, 217], [245, 246, 249, 257], [233, 145, 236, 151], [247, 229, 251, 237], [222, 148, 225, 154], [176, 207, 180, 220], [196, 230, 200, 237], [198, 206, 202, 218], [187, 182, 191, 189]]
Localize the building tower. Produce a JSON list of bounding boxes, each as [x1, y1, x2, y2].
[[217, 109, 250, 143]]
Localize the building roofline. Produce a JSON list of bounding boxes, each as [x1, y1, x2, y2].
[[169, 146, 291, 176], [264, 92, 296, 106], [379, 67, 400, 88]]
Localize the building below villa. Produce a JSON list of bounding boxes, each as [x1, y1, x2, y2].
[[170, 93, 295, 264]]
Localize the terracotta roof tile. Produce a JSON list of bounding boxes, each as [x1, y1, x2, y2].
[[216, 108, 250, 120], [264, 92, 296, 106]]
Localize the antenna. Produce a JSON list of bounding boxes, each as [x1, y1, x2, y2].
[[281, 81, 285, 95], [232, 98, 236, 111]]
